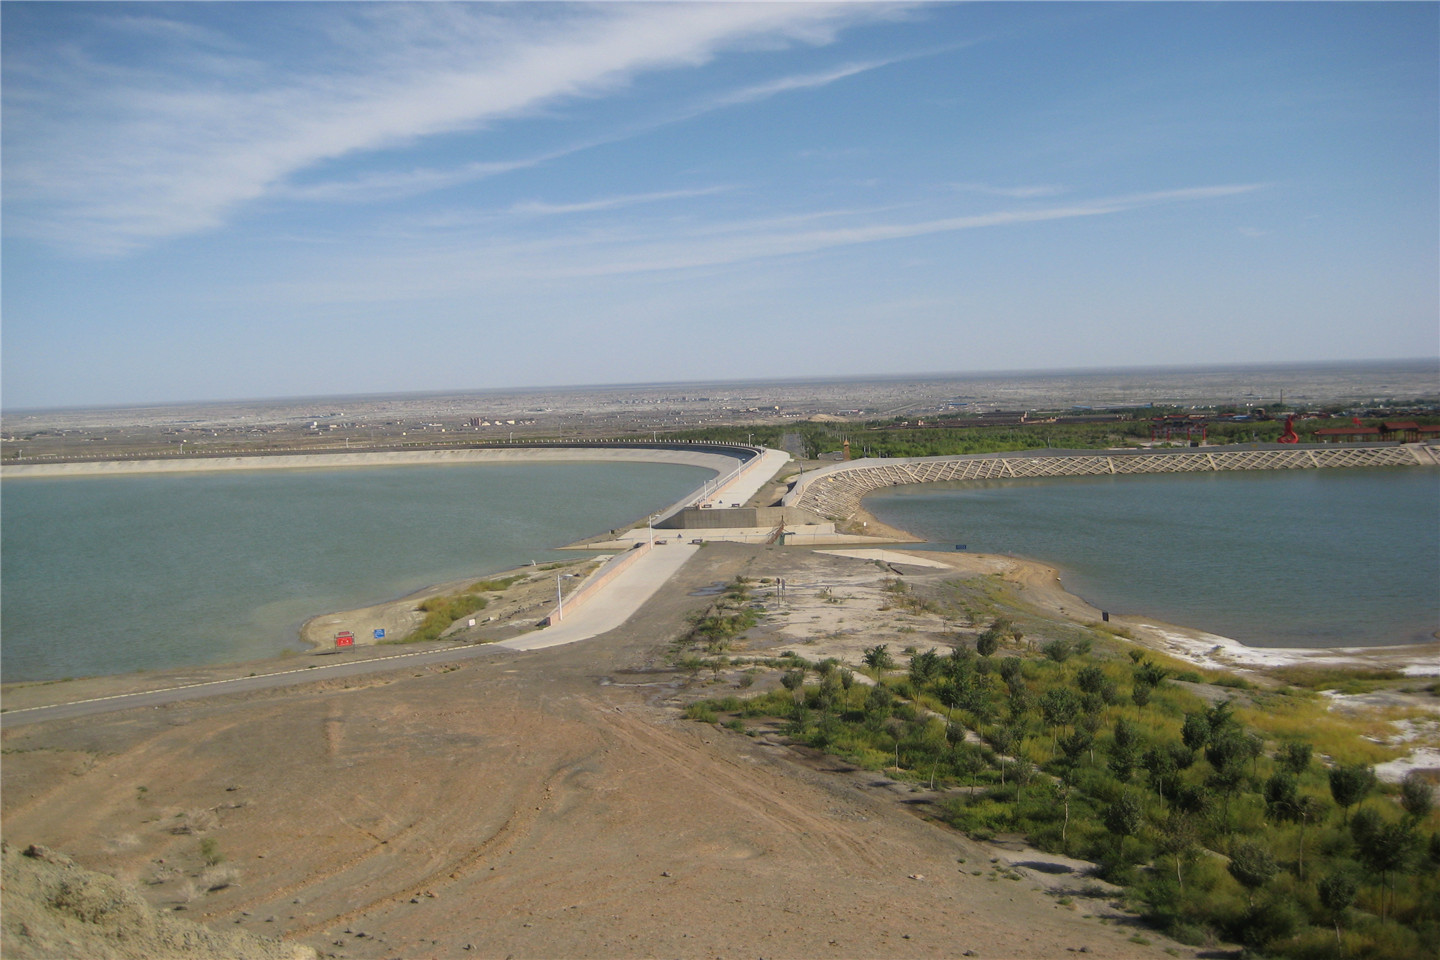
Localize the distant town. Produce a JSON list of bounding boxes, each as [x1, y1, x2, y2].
[[4, 361, 1437, 464]]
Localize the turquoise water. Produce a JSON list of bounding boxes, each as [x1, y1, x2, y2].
[[866, 468, 1440, 649], [1, 461, 710, 681]]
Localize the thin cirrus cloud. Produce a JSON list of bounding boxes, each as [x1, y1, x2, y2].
[[525, 183, 1267, 278], [2, 3, 900, 256], [283, 183, 1266, 301], [950, 182, 1068, 199], [509, 186, 735, 218]]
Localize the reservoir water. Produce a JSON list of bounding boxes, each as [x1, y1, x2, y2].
[[866, 468, 1440, 649], [1, 461, 710, 681]]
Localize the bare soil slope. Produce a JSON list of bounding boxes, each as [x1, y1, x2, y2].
[[3, 546, 1186, 960], [2, 842, 314, 960]]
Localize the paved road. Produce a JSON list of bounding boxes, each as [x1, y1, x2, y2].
[[0, 643, 515, 728]]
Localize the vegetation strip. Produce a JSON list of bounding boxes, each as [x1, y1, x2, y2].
[[680, 574, 1439, 959]]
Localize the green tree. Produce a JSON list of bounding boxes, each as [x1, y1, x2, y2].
[[1227, 840, 1278, 906], [935, 678, 963, 734], [1205, 698, 1237, 735], [1135, 659, 1169, 687], [1356, 821, 1418, 921], [1316, 871, 1357, 947], [1180, 712, 1210, 752], [1075, 664, 1107, 695], [1040, 687, 1081, 734], [1263, 771, 1298, 822], [862, 644, 894, 672], [1156, 811, 1200, 891], [863, 684, 894, 729], [1103, 792, 1144, 866], [1108, 718, 1142, 784], [1277, 740, 1312, 776], [975, 630, 999, 658], [1130, 681, 1153, 708], [1400, 771, 1434, 822], [780, 668, 806, 711], [1328, 764, 1376, 825], [1143, 744, 1182, 801], [909, 648, 942, 686], [1057, 729, 1093, 771], [997, 656, 1022, 684], [955, 742, 987, 796]]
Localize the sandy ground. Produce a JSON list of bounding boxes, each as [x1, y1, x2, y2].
[[4, 544, 1212, 960]]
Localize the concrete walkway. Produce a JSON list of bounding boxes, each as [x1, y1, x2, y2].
[[497, 542, 700, 651], [689, 447, 791, 509]]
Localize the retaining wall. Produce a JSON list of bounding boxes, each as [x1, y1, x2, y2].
[[539, 542, 652, 627]]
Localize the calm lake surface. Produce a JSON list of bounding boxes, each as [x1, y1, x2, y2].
[[1, 461, 710, 681], [866, 468, 1440, 649]]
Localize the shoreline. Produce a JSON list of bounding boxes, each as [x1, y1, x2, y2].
[[7, 539, 1436, 707]]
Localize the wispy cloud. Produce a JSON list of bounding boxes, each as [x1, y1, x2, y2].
[[3, 3, 898, 255], [709, 59, 902, 109], [270, 182, 1265, 303], [510, 186, 734, 217], [950, 182, 1068, 199], [277, 158, 551, 204], [537, 184, 1266, 277]]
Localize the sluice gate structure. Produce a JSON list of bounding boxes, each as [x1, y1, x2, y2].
[[783, 443, 1440, 521]]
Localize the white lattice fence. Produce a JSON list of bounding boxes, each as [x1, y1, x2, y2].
[[793, 445, 1437, 519]]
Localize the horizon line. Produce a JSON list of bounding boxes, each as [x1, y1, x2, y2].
[[4, 357, 1437, 419]]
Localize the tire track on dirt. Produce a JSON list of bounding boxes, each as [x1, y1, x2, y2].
[[280, 760, 576, 939], [596, 706, 889, 872]]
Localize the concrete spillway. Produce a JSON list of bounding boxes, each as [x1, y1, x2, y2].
[[783, 442, 1440, 520]]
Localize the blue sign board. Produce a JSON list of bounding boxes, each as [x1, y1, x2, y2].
[[373, 629, 385, 639]]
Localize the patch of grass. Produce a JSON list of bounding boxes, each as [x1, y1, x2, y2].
[[1267, 665, 1406, 693], [683, 703, 719, 724], [402, 591, 489, 643], [470, 575, 526, 592]]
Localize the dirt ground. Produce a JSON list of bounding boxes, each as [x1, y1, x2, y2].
[[2, 543, 1222, 960]]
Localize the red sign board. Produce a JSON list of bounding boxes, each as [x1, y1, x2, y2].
[[335, 632, 354, 647]]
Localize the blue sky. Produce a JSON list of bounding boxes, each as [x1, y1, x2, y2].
[[3, 2, 1436, 410]]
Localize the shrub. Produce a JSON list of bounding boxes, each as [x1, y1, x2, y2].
[[406, 591, 489, 642], [199, 837, 223, 867], [683, 703, 719, 724]]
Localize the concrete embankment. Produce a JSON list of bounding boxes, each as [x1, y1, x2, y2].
[[0, 445, 750, 479], [786, 442, 1440, 519]]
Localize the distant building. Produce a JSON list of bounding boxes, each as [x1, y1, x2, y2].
[[1313, 426, 1381, 442]]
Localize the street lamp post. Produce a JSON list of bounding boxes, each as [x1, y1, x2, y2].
[[556, 573, 576, 620]]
